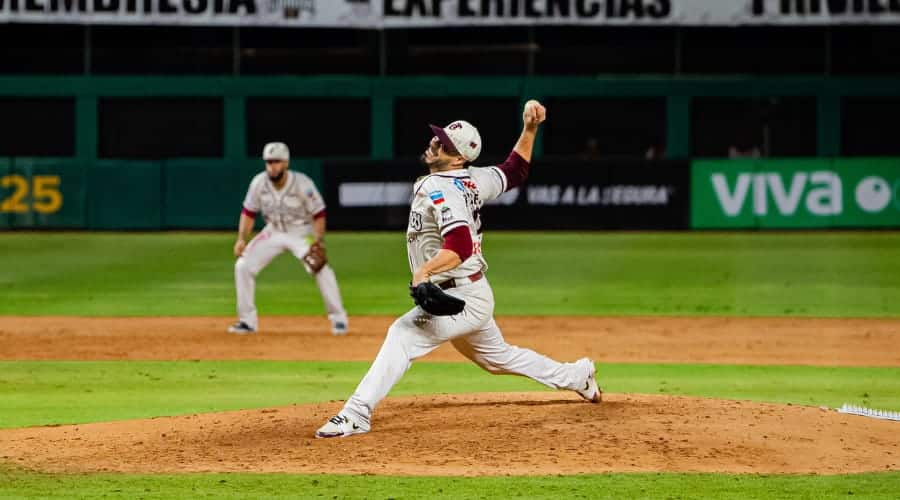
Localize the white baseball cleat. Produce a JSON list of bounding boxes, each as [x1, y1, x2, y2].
[[574, 358, 602, 403], [315, 414, 368, 438], [331, 321, 349, 336], [227, 321, 256, 335]]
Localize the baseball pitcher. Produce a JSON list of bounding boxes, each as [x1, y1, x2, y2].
[[315, 100, 600, 438], [228, 142, 349, 335]]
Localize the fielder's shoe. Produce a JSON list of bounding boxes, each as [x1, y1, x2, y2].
[[574, 358, 602, 403], [331, 321, 349, 336], [315, 414, 368, 438], [227, 321, 256, 335]]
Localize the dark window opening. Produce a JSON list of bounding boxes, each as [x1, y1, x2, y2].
[[842, 97, 900, 157], [535, 27, 675, 75], [240, 28, 378, 75], [386, 28, 530, 75], [832, 27, 900, 76], [682, 27, 825, 75], [99, 98, 223, 159], [0, 98, 75, 156], [692, 97, 817, 158], [542, 98, 667, 159], [0, 24, 84, 75], [246, 98, 371, 157], [92, 26, 232, 75]]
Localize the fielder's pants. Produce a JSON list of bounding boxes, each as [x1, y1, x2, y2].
[[340, 277, 589, 430], [234, 227, 347, 330]]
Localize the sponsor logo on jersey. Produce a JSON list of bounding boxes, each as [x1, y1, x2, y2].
[[429, 191, 445, 205], [453, 178, 478, 192], [441, 206, 454, 224]]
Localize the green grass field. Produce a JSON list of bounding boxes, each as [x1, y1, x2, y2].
[[4, 470, 899, 499], [2, 232, 899, 317], [2, 232, 899, 498], [4, 361, 900, 429]]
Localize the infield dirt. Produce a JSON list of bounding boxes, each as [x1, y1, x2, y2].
[[2, 316, 898, 475]]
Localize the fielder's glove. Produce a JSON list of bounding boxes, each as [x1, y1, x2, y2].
[[303, 240, 328, 274], [409, 282, 466, 316]]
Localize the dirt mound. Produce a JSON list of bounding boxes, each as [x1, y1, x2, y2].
[[2, 393, 897, 476]]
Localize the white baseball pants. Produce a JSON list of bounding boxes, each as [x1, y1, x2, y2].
[[234, 227, 348, 331], [340, 277, 590, 430]]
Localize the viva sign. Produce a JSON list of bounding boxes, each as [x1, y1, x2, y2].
[[691, 159, 900, 228]]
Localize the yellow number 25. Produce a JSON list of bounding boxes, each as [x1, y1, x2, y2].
[[1, 175, 63, 214]]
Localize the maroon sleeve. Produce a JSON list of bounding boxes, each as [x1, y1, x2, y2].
[[497, 150, 531, 190], [441, 225, 473, 261], [242, 207, 258, 218], [313, 209, 326, 220]]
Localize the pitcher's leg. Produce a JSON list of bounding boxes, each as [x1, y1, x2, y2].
[[341, 311, 443, 428], [234, 231, 283, 330], [315, 264, 349, 332], [451, 319, 592, 391], [318, 282, 496, 438]]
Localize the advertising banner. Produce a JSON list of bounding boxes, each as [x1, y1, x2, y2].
[[3, 0, 898, 27], [380, 0, 900, 28], [690, 158, 900, 229], [0, 0, 373, 27], [323, 158, 691, 230]]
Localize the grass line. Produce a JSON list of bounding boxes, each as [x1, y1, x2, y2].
[[2, 232, 899, 316], [2, 469, 899, 499], [2, 361, 898, 429]]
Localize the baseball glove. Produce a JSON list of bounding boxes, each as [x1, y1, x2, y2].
[[303, 240, 328, 274], [409, 282, 466, 316]]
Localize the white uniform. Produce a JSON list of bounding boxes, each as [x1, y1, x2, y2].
[[235, 170, 348, 332], [339, 164, 594, 431]]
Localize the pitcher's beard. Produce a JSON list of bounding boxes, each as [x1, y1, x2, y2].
[[420, 154, 448, 173], [268, 171, 285, 182]]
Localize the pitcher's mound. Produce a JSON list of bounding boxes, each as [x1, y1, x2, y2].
[[2, 393, 897, 475]]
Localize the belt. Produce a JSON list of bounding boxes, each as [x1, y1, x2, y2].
[[438, 271, 484, 290]]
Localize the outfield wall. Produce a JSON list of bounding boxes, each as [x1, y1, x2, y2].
[[2, 158, 899, 230], [0, 158, 321, 230]]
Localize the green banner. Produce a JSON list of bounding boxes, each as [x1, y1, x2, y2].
[[6, 159, 87, 228], [833, 159, 900, 228], [691, 158, 900, 229]]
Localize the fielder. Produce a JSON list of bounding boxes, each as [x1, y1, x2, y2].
[[315, 100, 600, 438], [228, 142, 349, 335]]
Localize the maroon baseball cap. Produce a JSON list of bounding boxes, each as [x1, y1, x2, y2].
[[429, 124, 457, 153]]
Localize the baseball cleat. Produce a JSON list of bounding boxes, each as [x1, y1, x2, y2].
[[331, 321, 349, 336], [575, 358, 602, 403], [227, 321, 256, 335], [315, 414, 368, 438]]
